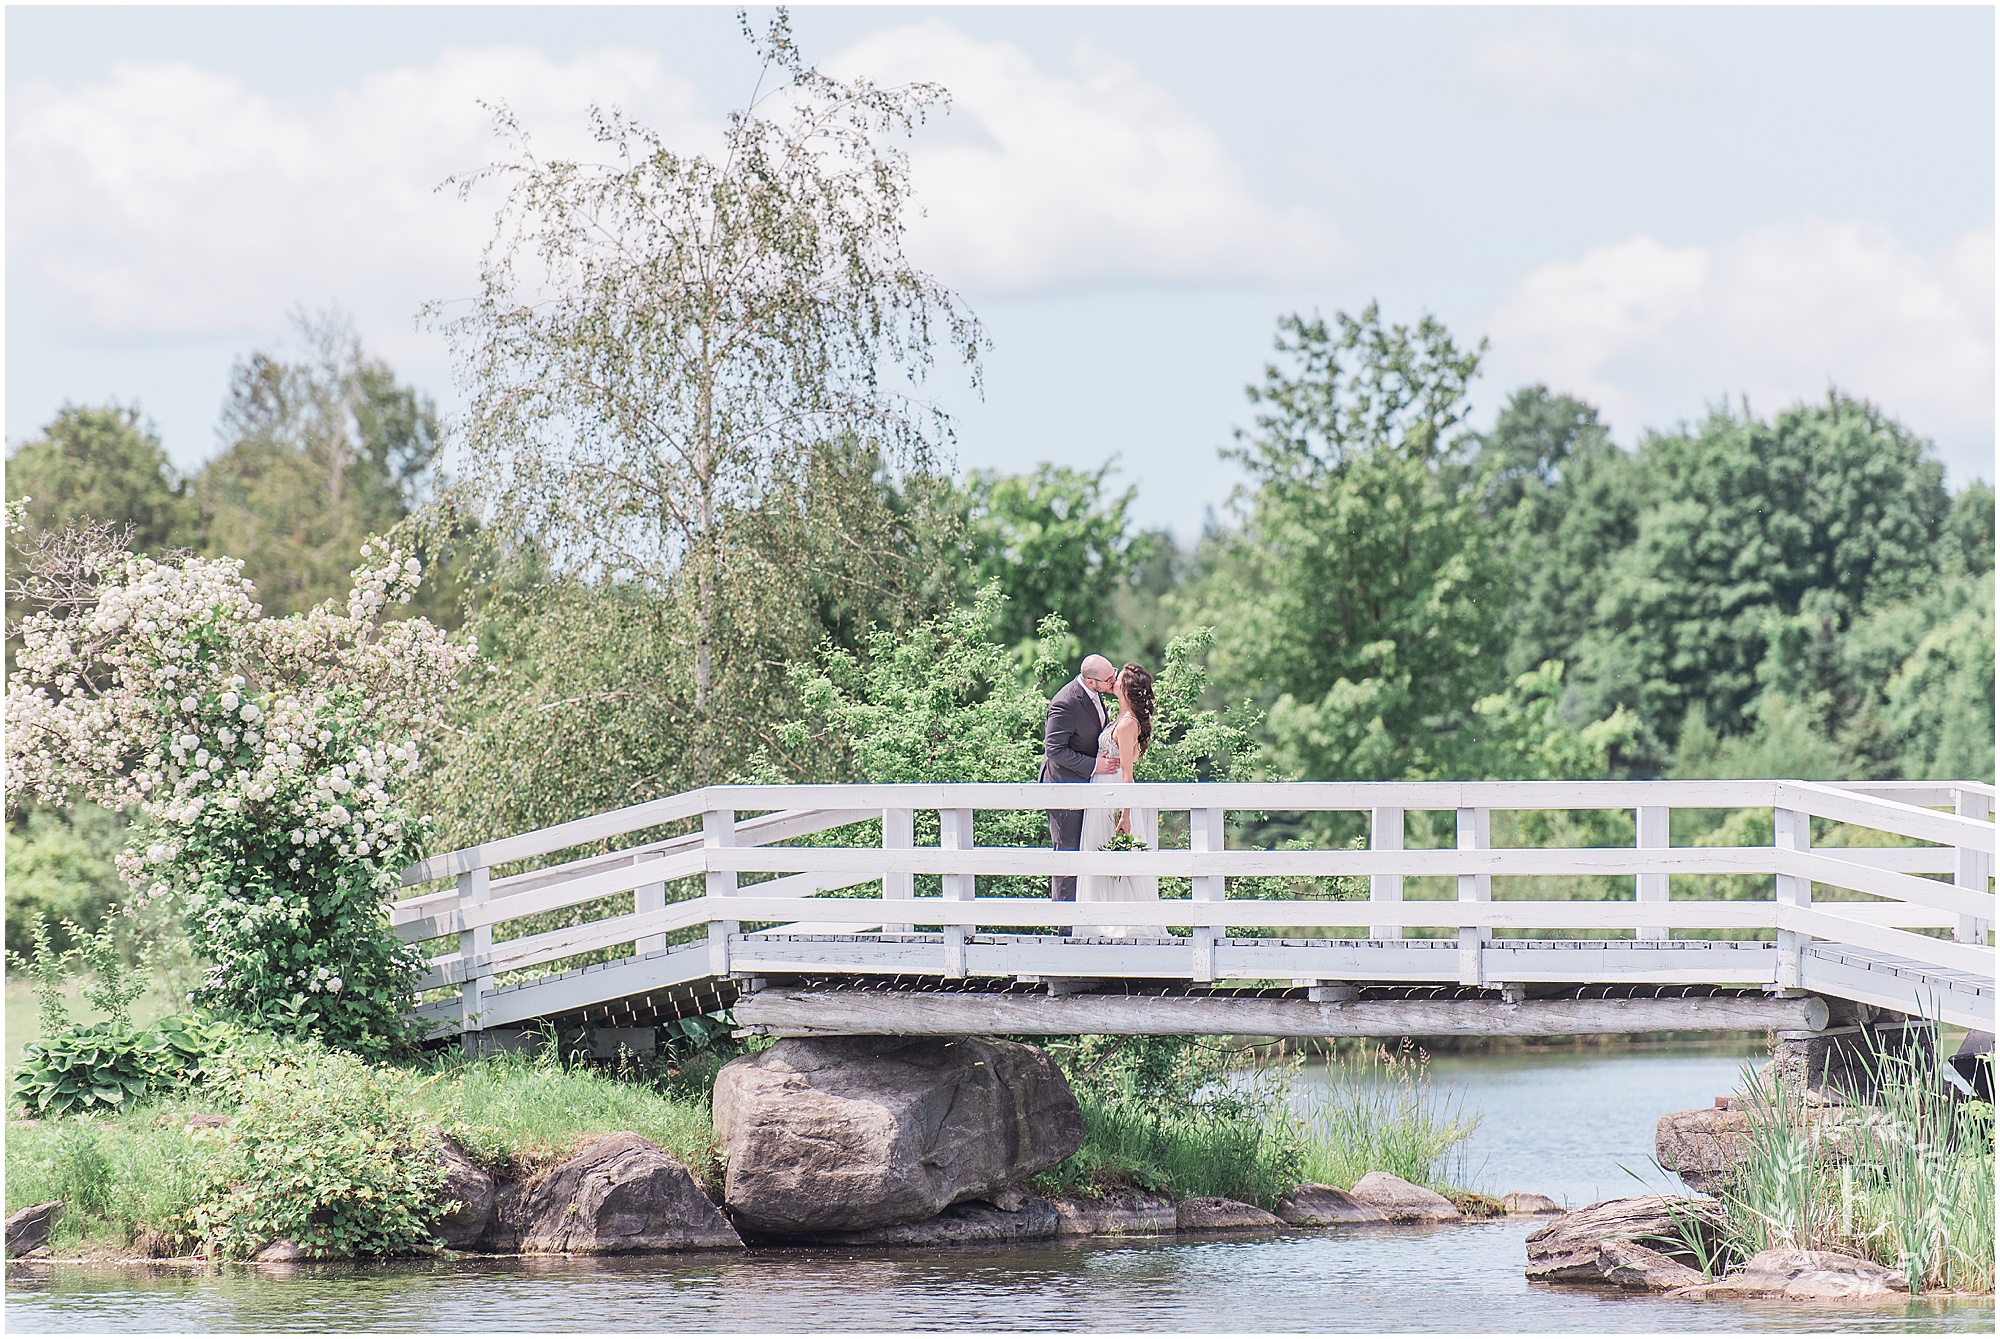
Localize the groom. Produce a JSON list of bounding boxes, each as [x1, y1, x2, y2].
[[1043, 653, 1119, 905]]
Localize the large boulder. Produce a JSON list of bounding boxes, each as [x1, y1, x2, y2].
[[713, 1035, 1085, 1234], [431, 1132, 497, 1251], [1050, 1188, 1177, 1236], [1671, 1248, 1909, 1301], [1274, 1183, 1388, 1226], [1347, 1172, 1462, 1223], [1525, 1195, 1721, 1286], [480, 1132, 742, 1254], [5, 1201, 62, 1258]]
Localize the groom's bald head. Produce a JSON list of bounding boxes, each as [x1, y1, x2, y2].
[[1079, 655, 1116, 691]]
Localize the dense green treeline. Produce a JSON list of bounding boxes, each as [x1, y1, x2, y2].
[[7, 303, 1993, 953]]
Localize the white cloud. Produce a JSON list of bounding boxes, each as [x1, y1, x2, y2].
[[1486, 219, 1995, 447], [7, 47, 715, 346], [1460, 21, 1687, 113], [826, 22, 1346, 293]]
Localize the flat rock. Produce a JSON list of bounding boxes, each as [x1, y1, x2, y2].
[[1501, 1192, 1562, 1216], [805, 1195, 1061, 1246], [1176, 1197, 1285, 1232], [1671, 1248, 1910, 1301], [713, 1035, 1084, 1234], [1050, 1188, 1177, 1236], [1274, 1183, 1388, 1226], [481, 1132, 742, 1254], [1348, 1172, 1462, 1223], [254, 1238, 309, 1262], [432, 1132, 497, 1251], [1525, 1196, 1720, 1284], [1597, 1238, 1707, 1292], [5, 1201, 62, 1258]]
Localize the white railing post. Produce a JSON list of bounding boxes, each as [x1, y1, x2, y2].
[[1370, 806, 1404, 940], [942, 807, 974, 978], [705, 807, 737, 977], [1457, 806, 1490, 986], [634, 847, 667, 956], [1191, 807, 1226, 982], [1774, 806, 1810, 989], [1955, 788, 1993, 944], [457, 865, 491, 1058], [1636, 806, 1669, 941], [883, 807, 915, 936]]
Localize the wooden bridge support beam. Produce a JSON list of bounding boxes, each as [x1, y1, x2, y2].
[[733, 987, 1835, 1039]]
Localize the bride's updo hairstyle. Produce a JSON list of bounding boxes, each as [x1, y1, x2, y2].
[[1120, 663, 1156, 755]]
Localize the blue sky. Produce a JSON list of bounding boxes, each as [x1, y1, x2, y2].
[[8, 5, 1993, 535]]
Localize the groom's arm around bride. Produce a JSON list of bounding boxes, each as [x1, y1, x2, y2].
[[1042, 654, 1115, 903]]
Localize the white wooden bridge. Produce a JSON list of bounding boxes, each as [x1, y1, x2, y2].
[[391, 779, 1994, 1049]]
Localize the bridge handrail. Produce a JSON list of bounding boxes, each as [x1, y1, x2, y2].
[[395, 778, 1994, 1029]]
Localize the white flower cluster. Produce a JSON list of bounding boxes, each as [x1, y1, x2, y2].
[[5, 541, 475, 904]]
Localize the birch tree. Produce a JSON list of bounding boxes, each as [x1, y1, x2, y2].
[[434, 12, 981, 783]]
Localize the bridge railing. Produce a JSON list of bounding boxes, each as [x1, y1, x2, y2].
[[392, 779, 1995, 1034]]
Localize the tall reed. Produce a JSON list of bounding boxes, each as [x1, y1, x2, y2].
[[1718, 1040, 1993, 1293], [1293, 1042, 1482, 1192]]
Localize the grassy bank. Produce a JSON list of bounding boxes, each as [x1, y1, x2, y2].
[[7, 1028, 1484, 1257]]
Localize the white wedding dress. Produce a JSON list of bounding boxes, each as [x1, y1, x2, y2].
[[1077, 715, 1167, 939]]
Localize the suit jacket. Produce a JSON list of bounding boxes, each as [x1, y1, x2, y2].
[[1041, 676, 1107, 784]]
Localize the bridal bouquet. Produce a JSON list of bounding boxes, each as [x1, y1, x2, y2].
[[1100, 832, 1150, 852]]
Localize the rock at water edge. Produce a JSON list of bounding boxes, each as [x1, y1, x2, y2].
[[1274, 1183, 1388, 1226], [1671, 1248, 1909, 1301], [805, 1195, 1061, 1246], [1501, 1192, 1562, 1216], [254, 1238, 309, 1262], [482, 1132, 742, 1254], [432, 1132, 497, 1251], [714, 1035, 1085, 1233], [1176, 1198, 1286, 1232], [4, 1201, 62, 1258], [1524, 1196, 1719, 1285], [1347, 1172, 1462, 1223], [1597, 1239, 1707, 1292], [1049, 1188, 1177, 1236]]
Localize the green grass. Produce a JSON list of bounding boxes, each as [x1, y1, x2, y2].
[[1293, 1045, 1482, 1192], [4, 1047, 719, 1256]]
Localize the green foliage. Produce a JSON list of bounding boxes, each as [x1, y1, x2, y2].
[[1194, 303, 1517, 782], [3, 403, 195, 567], [1469, 660, 1642, 780], [4, 1113, 210, 1254], [1135, 626, 1260, 783], [4, 803, 130, 959], [13, 1019, 175, 1118], [961, 461, 1135, 648], [196, 313, 456, 622], [174, 1045, 451, 1259], [1031, 1035, 1304, 1206]]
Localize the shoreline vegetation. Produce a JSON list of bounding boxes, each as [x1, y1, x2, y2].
[[5, 1016, 1486, 1262]]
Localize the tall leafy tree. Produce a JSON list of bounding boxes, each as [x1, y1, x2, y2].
[[1192, 304, 1508, 781], [435, 12, 980, 790], [196, 312, 451, 620], [960, 461, 1134, 649]]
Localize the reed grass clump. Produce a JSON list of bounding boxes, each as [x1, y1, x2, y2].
[[1716, 1044, 1994, 1294], [1293, 1043, 1482, 1193]]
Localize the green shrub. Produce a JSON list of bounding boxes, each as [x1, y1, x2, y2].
[[14, 1020, 177, 1118], [173, 1046, 451, 1259], [4, 803, 129, 959]]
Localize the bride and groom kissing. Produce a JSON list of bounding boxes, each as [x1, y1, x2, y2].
[[1040, 653, 1168, 938]]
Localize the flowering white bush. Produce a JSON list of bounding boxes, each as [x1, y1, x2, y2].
[[6, 533, 474, 1056]]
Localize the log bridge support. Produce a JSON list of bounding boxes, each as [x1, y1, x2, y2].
[[732, 986, 1835, 1039]]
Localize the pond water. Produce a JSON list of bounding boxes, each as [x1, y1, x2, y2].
[[6, 1041, 1992, 1333]]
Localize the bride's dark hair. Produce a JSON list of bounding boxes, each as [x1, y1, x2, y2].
[[1120, 663, 1155, 756]]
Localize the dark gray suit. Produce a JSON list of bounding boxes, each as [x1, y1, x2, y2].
[[1042, 676, 1106, 902]]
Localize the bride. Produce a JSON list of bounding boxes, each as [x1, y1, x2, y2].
[[1078, 662, 1167, 938]]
